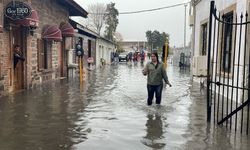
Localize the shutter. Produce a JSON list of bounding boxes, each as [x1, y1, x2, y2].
[[37, 39, 44, 70], [48, 42, 52, 69]]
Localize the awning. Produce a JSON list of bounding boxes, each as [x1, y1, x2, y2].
[[0, 25, 3, 33], [42, 25, 62, 41], [60, 22, 75, 37], [15, 10, 39, 28]]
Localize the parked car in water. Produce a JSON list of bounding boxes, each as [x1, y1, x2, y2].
[[119, 52, 128, 62]]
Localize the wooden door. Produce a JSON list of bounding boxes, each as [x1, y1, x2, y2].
[[88, 39, 91, 67], [60, 39, 66, 77], [12, 27, 24, 90]]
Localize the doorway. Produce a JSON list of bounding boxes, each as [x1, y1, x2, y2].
[[12, 26, 25, 91], [60, 39, 66, 77], [88, 39, 91, 67]]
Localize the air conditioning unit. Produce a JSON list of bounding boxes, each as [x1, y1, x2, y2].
[[193, 56, 207, 76], [189, 15, 194, 26]]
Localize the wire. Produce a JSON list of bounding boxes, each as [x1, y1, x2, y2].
[[120, 2, 190, 14], [88, 2, 190, 15]]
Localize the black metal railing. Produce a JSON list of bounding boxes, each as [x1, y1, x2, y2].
[[207, 1, 250, 134]]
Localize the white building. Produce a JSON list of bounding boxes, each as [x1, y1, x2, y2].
[[190, 1, 250, 133], [69, 19, 116, 70], [191, 0, 250, 100], [96, 37, 116, 68], [119, 41, 148, 52], [191, 0, 249, 75]]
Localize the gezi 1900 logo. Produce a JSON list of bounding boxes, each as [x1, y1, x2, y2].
[[4, 1, 32, 20]]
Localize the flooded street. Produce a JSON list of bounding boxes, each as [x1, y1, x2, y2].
[[0, 63, 249, 150]]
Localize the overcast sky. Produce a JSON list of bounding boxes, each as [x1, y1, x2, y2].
[[74, 0, 191, 47]]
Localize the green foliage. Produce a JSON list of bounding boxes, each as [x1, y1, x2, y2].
[[104, 3, 119, 41], [116, 46, 125, 54], [145, 30, 170, 52]]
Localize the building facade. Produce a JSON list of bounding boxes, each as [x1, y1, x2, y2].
[[119, 41, 148, 52], [96, 37, 116, 68], [0, 0, 87, 96], [69, 19, 116, 69], [69, 19, 97, 69], [191, 0, 250, 98]]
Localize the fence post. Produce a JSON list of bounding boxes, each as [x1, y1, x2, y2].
[[207, 1, 215, 122]]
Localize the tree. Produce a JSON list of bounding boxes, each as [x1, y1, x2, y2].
[[160, 32, 169, 46], [114, 32, 123, 42], [146, 31, 153, 50], [104, 2, 119, 41], [115, 32, 124, 54], [145, 30, 170, 52], [87, 3, 106, 35]]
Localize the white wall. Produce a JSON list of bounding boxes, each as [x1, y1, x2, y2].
[[194, 0, 210, 56], [96, 38, 116, 68], [193, 0, 248, 101], [194, 0, 247, 56]]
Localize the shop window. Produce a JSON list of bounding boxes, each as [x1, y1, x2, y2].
[[37, 39, 52, 70]]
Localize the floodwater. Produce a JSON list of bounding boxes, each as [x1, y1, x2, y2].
[[0, 63, 249, 150]]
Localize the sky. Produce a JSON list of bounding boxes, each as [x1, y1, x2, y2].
[[74, 0, 191, 47]]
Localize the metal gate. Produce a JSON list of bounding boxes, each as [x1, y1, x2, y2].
[[207, 1, 250, 134]]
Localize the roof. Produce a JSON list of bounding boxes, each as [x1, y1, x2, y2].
[[56, 0, 88, 17], [69, 19, 98, 39], [69, 19, 116, 45], [99, 36, 116, 45]]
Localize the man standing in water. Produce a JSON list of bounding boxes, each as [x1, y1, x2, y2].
[[142, 51, 172, 105]]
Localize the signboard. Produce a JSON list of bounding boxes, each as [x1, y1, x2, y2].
[[4, 1, 32, 20], [87, 57, 94, 64]]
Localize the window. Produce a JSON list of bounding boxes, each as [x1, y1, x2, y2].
[[37, 39, 44, 70], [201, 23, 208, 56], [223, 12, 233, 72], [37, 39, 52, 70]]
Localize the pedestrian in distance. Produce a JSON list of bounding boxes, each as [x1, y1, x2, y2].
[[142, 51, 172, 106], [140, 50, 145, 63]]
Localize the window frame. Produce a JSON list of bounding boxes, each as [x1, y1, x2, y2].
[[201, 23, 208, 56], [37, 39, 52, 71], [222, 12, 234, 73], [199, 18, 209, 56]]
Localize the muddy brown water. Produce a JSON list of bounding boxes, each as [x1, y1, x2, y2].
[[0, 64, 249, 150]]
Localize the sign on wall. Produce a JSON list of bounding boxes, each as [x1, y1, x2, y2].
[[4, 1, 32, 20]]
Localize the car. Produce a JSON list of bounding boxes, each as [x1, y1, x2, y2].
[[119, 52, 128, 62]]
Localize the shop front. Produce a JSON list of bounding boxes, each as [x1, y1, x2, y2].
[[0, 0, 87, 96]]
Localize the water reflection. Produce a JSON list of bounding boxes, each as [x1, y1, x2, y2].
[[0, 64, 249, 150], [0, 80, 90, 150], [142, 113, 165, 149]]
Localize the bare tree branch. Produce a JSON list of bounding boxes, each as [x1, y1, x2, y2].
[[87, 3, 107, 35]]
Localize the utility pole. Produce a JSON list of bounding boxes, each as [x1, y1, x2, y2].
[[184, 4, 187, 50]]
